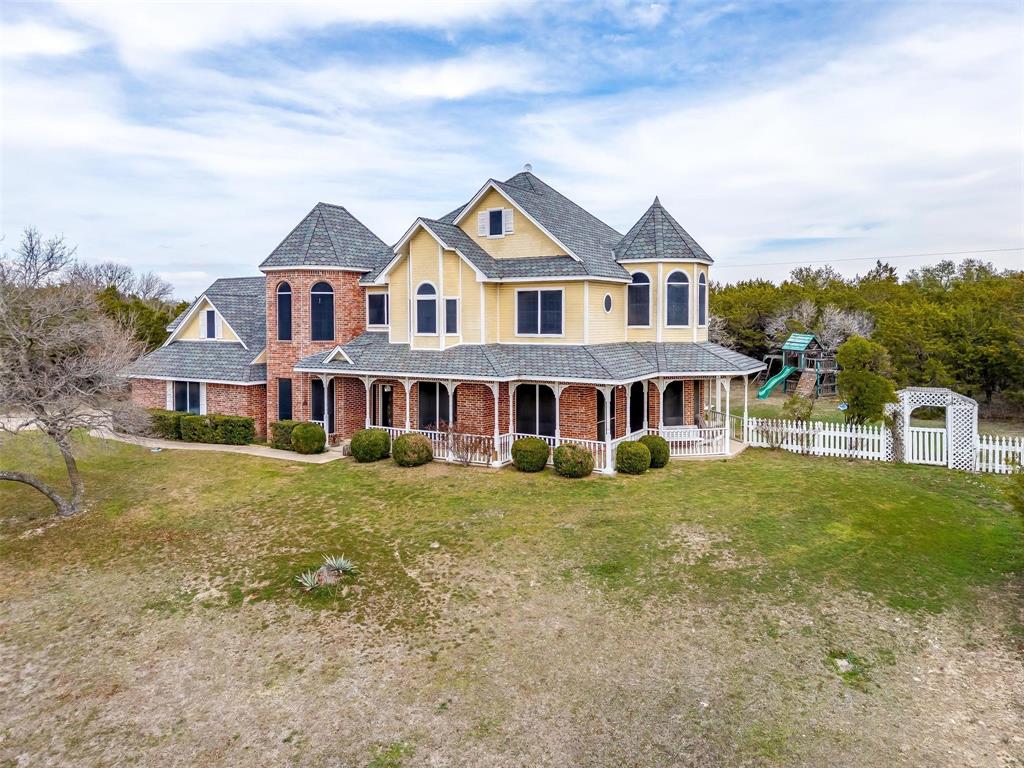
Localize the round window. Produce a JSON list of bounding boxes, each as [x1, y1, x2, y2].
[[603, 294, 612, 313]]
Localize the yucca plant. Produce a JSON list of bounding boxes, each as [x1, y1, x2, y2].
[[295, 569, 320, 591], [322, 554, 357, 576]]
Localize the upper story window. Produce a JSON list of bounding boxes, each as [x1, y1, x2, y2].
[[200, 308, 221, 339], [276, 282, 292, 340], [666, 271, 689, 327], [416, 283, 437, 335], [628, 272, 650, 327], [445, 298, 459, 335], [477, 208, 514, 238], [516, 289, 562, 336], [310, 281, 334, 341], [367, 292, 388, 327], [698, 273, 708, 326]]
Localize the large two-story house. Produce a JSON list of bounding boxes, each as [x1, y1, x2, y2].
[[127, 168, 764, 470]]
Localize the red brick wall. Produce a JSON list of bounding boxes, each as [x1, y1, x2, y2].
[[336, 377, 366, 440], [453, 382, 495, 436], [265, 269, 366, 434], [207, 383, 268, 437], [130, 378, 267, 436], [614, 385, 626, 438], [648, 382, 660, 428], [560, 385, 597, 440], [130, 378, 165, 410]]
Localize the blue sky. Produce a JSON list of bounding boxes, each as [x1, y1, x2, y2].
[[1, 0, 1021, 298]]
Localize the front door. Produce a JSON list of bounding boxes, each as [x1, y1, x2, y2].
[[374, 383, 393, 428], [310, 378, 335, 434]]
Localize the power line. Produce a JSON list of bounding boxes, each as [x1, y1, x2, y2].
[[714, 247, 1024, 269]]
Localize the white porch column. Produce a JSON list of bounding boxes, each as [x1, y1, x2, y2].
[[724, 375, 732, 450], [446, 379, 455, 427], [364, 376, 372, 428], [743, 374, 749, 443], [715, 376, 721, 411], [642, 381, 649, 431], [600, 385, 614, 473], [625, 383, 632, 436], [509, 382, 515, 435], [554, 383, 566, 441], [319, 374, 331, 436], [402, 379, 411, 430], [488, 382, 501, 466], [657, 378, 667, 429]]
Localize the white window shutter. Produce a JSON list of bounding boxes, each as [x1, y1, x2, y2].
[[199, 382, 207, 415], [166, 381, 173, 409], [214, 312, 223, 339], [477, 211, 487, 236], [504, 208, 514, 234], [199, 311, 207, 339]]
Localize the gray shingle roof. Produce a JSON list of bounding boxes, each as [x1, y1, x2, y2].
[[126, 342, 266, 383], [294, 333, 764, 382], [614, 197, 713, 263], [259, 202, 391, 271], [130, 276, 267, 384]]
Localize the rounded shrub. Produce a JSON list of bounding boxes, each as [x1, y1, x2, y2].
[[291, 422, 326, 455], [615, 440, 651, 475], [552, 443, 595, 478], [392, 433, 433, 467], [350, 428, 390, 462], [639, 434, 670, 468], [511, 436, 549, 472]]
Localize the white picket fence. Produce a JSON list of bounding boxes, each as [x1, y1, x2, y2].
[[745, 418, 886, 461], [976, 434, 1024, 474]]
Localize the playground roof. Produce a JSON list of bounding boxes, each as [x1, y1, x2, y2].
[[782, 333, 818, 351]]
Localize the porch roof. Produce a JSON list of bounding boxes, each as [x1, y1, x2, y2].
[[125, 341, 267, 383], [294, 333, 764, 384]]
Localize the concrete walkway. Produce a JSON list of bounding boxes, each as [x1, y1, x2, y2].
[[89, 429, 347, 464]]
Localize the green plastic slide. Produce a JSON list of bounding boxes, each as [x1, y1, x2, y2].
[[757, 365, 796, 399]]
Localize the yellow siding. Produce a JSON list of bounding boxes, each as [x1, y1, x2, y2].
[[442, 250, 461, 343], [483, 283, 499, 343], [497, 281, 584, 344], [176, 297, 240, 341], [625, 265, 657, 342], [459, 188, 564, 260], [459, 259, 481, 344], [408, 230, 441, 349], [585, 281, 627, 344], [388, 258, 409, 343]]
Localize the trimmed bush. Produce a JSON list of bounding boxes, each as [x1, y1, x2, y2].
[[639, 434, 670, 468], [615, 440, 651, 475], [149, 409, 184, 440], [392, 433, 433, 467], [270, 420, 301, 450], [351, 428, 391, 462], [291, 422, 326, 454], [180, 414, 256, 445], [511, 436, 549, 472], [552, 443, 595, 478]]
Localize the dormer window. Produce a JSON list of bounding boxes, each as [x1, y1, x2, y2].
[[478, 208, 514, 238], [200, 308, 221, 339]]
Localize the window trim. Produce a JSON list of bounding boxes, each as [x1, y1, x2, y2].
[[171, 380, 204, 415], [665, 270, 690, 328], [366, 291, 389, 328], [276, 281, 292, 341], [486, 208, 505, 239], [310, 281, 335, 342], [627, 270, 652, 328], [444, 296, 459, 336], [603, 293, 613, 314], [698, 272, 708, 328], [414, 281, 439, 336], [514, 287, 565, 338]]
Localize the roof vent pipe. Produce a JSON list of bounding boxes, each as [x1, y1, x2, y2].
[[523, 163, 532, 172]]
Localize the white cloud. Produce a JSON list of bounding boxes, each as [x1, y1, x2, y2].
[[55, 0, 532, 68], [0, 21, 92, 59]]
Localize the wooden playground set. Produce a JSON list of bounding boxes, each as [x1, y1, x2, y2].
[[756, 333, 838, 400]]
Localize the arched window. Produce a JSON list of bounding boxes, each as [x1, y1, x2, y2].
[[698, 273, 707, 326], [416, 283, 437, 334], [666, 271, 689, 327], [627, 272, 650, 327], [310, 282, 334, 341], [515, 383, 556, 437], [276, 282, 292, 340]]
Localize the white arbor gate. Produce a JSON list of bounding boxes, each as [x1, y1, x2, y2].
[[885, 387, 978, 471]]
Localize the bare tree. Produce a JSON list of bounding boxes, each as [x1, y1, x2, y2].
[[765, 299, 817, 343], [816, 304, 874, 353], [0, 230, 144, 518], [707, 314, 735, 349], [135, 271, 173, 304], [70, 260, 138, 294]]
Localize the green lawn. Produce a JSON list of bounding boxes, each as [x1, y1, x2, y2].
[[1, 434, 1022, 767]]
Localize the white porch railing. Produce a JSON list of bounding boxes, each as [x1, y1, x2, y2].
[[649, 426, 729, 458], [379, 426, 499, 466]]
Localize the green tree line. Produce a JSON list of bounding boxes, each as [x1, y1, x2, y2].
[[711, 259, 1024, 413]]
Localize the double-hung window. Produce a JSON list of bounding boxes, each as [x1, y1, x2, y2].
[[367, 293, 388, 327], [666, 271, 689, 326], [310, 282, 334, 341], [445, 298, 458, 335], [173, 381, 201, 414], [516, 289, 562, 336], [628, 273, 650, 327]]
